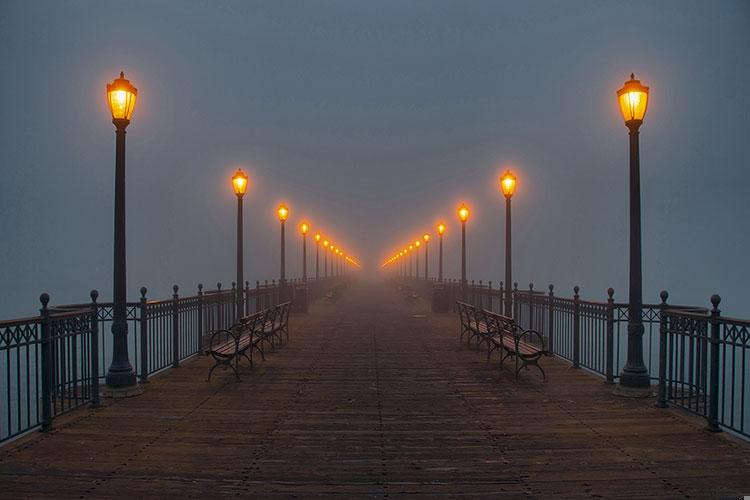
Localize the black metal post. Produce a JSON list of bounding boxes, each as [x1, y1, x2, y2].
[[324, 247, 328, 279], [619, 121, 650, 388], [573, 286, 580, 369], [606, 287, 615, 384], [438, 234, 443, 282], [90, 290, 101, 407], [707, 294, 722, 432], [547, 284, 555, 355], [424, 240, 428, 280], [315, 239, 319, 280], [139, 287, 148, 383], [236, 194, 244, 320], [302, 233, 307, 282], [461, 221, 466, 299], [409, 251, 413, 278], [504, 196, 512, 318], [40, 293, 52, 431], [657, 290, 669, 407], [172, 285, 179, 368], [106, 119, 136, 388], [416, 246, 420, 280]]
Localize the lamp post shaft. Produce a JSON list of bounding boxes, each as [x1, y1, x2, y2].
[[439, 234, 443, 282], [315, 242, 319, 280], [280, 221, 286, 283], [620, 123, 650, 387], [424, 241, 428, 280], [416, 247, 419, 279], [504, 197, 512, 317], [409, 252, 412, 277], [236, 196, 244, 319], [461, 221, 466, 287], [324, 250, 328, 278], [302, 234, 307, 281], [106, 122, 136, 388]]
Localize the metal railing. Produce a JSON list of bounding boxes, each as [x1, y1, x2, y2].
[[0, 276, 344, 444], [399, 276, 747, 438]]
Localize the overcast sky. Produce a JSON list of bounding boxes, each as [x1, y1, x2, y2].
[[1, 0, 749, 317]]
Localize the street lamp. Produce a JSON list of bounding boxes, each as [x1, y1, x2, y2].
[[232, 169, 249, 319], [300, 222, 309, 281], [617, 73, 651, 389], [500, 170, 516, 316], [105, 71, 138, 389], [423, 233, 430, 280], [408, 245, 414, 278], [277, 203, 289, 292], [323, 240, 329, 278], [437, 223, 446, 282], [458, 204, 469, 296], [314, 233, 321, 279]]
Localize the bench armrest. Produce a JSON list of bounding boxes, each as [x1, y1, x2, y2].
[[207, 329, 238, 353], [514, 328, 546, 352]]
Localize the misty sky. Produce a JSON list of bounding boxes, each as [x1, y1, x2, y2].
[[1, 0, 749, 317]]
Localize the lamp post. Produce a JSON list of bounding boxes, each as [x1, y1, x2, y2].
[[423, 233, 430, 280], [277, 203, 289, 297], [408, 245, 414, 278], [105, 71, 138, 389], [617, 73, 651, 389], [300, 222, 309, 281], [437, 223, 446, 282], [232, 169, 249, 319], [414, 240, 421, 279], [500, 170, 516, 317], [458, 204, 469, 297], [323, 240, 329, 278], [315, 233, 321, 280]]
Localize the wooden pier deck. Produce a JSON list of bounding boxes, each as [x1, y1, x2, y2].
[[1, 283, 749, 498]]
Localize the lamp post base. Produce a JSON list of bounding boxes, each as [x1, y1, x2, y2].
[[102, 384, 143, 399], [613, 382, 653, 399]]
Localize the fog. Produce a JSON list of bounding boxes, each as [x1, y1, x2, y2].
[[1, 0, 749, 317]]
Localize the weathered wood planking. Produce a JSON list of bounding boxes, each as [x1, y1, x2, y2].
[[0, 283, 748, 498]]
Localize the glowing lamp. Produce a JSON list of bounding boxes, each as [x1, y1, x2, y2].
[[423, 233, 430, 242], [231, 169, 249, 197], [617, 73, 649, 125], [323, 240, 329, 248], [500, 170, 516, 198], [107, 71, 137, 123], [458, 204, 469, 222], [300, 222, 309, 235], [415, 241, 420, 248], [315, 233, 321, 242], [277, 203, 289, 222], [437, 223, 446, 235]]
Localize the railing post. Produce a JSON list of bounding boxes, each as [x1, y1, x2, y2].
[[40, 293, 52, 432], [605, 287, 615, 384], [573, 286, 580, 368], [231, 282, 237, 322], [499, 281, 504, 315], [90, 290, 101, 407], [139, 287, 149, 383], [245, 281, 250, 316], [488, 281, 492, 312], [656, 290, 669, 406], [707, 294, 722, 432], [216, 282, 223, 329], [528, 283, 535, 331], [197, 284, 204, 354], [547, 284, 555, 355], [256, 281, 261, 312], [172, 285, 180, 368], [513, 282, 518, 319]]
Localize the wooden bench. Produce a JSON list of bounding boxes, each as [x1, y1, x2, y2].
[[483, 309, 548, 381], [456, 301, 491, 347], [205, 301, 293, 381]]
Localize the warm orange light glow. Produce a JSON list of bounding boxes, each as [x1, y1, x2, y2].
[[231, 169, 249, 196], [300, 222, 309, 235], [323, 240, 329, 248], [423, 233, 430, 242], [500, 170, 516, 198], [458, 204, 469, 222], [315, 233, 321, 242], [437, 223, 446, 235], [277, 203, 289, 222], [617, 73, 649, 124], [408, 245, 413, 251], [106, 71, 137, 122], [415, 240, 420, 248]]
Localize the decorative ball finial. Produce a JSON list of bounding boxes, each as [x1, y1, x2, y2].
[[91, 289, 99, 301], [574, 285, 580, 295], [120, 70, 125, 78], [140, 287, 147, 298], [198, 283, 203, 291], [660, 290, 668, 303], [608, 287, 615, 299], [40, 293, 50, 307], [173, 284, 179, 294], [711, 294, 721, 308], [549, 284, 554, 292]]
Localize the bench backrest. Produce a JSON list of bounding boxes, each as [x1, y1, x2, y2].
[[482, 310, 515, 337], [456, 301, 476, 329]]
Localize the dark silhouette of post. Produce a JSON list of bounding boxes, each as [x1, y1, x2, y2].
[[458, 204, 469, 298], [617, 74, 651, 388], [423, 234, 429, 280], [500, 170, 516, 317], [277, 204, 288, 295], [105, 72, 137, 389], [231, 169, 248, 320], [300, 223, 308, 282], [324, 241, 329, 278], [315, 234, 320, 280], [415, 242, 420, 279], [437, 223, 445, 282]]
